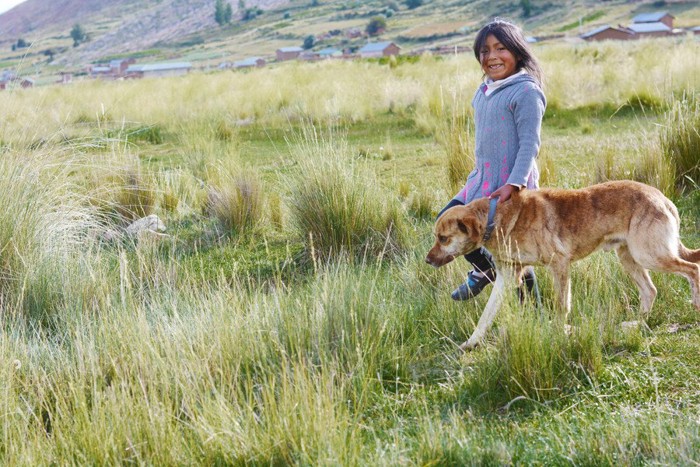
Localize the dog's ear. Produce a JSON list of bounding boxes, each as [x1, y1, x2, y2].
[[456, 220, 469, 235]]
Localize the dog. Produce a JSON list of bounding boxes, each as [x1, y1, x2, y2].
[[426, 180, 700, 351]]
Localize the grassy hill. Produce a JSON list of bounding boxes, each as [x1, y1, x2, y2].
[[1, 0, 699, 77]]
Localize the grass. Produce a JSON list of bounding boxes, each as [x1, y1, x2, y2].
[[0, 38, 698, 464]]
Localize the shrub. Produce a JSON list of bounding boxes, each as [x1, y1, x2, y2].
[[660, 93, 700, 194], [287, 127, 407, 262]]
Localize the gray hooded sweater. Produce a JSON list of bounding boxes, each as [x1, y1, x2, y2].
[[454, 72, 546, 203]]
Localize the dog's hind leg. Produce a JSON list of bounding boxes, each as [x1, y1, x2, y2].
[[460, 267, 509, 351], [616, 245, 657, 313], [653, 256, 700, 311]]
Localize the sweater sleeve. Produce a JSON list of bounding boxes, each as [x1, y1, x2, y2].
[[507, 84, 546, 187]]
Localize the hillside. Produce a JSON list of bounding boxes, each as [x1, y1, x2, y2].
[[0, 0, 699, 75]]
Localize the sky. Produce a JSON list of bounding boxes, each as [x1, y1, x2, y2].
[[0, 0, 26, 15]]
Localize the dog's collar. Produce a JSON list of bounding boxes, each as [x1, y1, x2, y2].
[[482, 197, 499, 242]]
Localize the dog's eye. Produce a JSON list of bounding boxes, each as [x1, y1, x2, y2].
[[438, 235, 448, 244]]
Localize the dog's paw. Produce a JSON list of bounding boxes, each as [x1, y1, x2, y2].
[[459, 339, 480, 352]]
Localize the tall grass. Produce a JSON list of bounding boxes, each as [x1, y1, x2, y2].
[[660, 92, 700, 194], [286, 125, 408, 261], [206, 164, 266, 237], [0, 150, 101, 325], [0, 37, 698, 465]]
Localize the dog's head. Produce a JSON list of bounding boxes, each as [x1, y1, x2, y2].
[[425, 205, 483, 268]]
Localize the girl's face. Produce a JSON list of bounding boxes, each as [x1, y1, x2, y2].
[[479, 34, 518, 81]]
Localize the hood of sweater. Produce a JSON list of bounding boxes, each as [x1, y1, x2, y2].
[[481, 70, 536, 96]]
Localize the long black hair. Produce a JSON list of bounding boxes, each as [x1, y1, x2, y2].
[[473, 18, 544, 87]]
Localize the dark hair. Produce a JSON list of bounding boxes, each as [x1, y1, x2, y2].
[[473, 18, 544, 87]]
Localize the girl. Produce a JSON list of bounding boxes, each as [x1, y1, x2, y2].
[[437, 18, 546, 301]]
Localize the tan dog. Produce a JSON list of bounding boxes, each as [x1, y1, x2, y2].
[[426, 180, 700, 351]]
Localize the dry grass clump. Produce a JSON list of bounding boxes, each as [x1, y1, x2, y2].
[[206, 164, 265, 236]]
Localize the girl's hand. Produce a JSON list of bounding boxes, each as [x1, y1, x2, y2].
[[490, 184, 520, 204]]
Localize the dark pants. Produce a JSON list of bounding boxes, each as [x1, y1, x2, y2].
[[437, 199, 495, 274]]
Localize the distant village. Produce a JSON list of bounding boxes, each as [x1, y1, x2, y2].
[[1, 10, 699, 91]]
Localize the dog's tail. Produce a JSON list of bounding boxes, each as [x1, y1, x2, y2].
[[680, 243, 700, 263]]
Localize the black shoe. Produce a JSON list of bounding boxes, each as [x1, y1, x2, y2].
[[451, 269, 496, 301], [518, 268, 542, 308]]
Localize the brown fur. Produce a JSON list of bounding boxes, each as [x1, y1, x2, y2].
[[425, 180, 700, 351]]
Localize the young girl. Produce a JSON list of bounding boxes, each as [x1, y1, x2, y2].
[[437, 18, 546, 301]]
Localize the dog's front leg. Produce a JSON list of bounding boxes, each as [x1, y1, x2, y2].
[[550, 259, 572, 319], [460, 268, 509, 351]]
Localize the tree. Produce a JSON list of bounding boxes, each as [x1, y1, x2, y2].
[[70, 24, 87, 47], [404, 0, 422, 9], [366, 16, 387, 37], [215, 0, 231, 25], [303, 35, 315, 50], [520, 0, 532, 18]]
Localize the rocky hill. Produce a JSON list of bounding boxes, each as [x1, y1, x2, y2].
[[1, 0, 699, 74]]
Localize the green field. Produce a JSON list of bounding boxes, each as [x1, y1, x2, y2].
[[0, 37, 698, 464]]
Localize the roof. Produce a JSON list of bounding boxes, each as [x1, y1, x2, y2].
[[317, 48, 341, 56], [627, 22, 671, 33], [234, 57, 264, 67], [359, 41, 398, 53], [580, 25, 634, 39], [91, 66, 111, 73], [632, 11, 673, 23], [277, 46, 303, 53], [127, 62, 192, 72]]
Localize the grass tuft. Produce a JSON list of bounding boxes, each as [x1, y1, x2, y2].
[[286, 125, 408, 262], [660, 92, 700, 194]]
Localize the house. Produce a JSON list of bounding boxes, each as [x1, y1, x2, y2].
[[626, 22, 672, 38], [358, 41, 400, 58], [317, 48, 342, 59], [581, 25, 635, 41], [276, 46, 303, 61], [692, 26, 700, 35], [109, 58, 135, 75], [89, 58, 136, 79], [125, 62, 192, 79], [57, 72, 73, 84], [233, 57, 266, 69], [0, 72, 34, 90], [345, 28, 363, 39], [632, 11, 674, 29], [89, 65, 112, 78]]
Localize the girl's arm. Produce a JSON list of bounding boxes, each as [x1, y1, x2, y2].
[[507, 84, 546, 188]]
